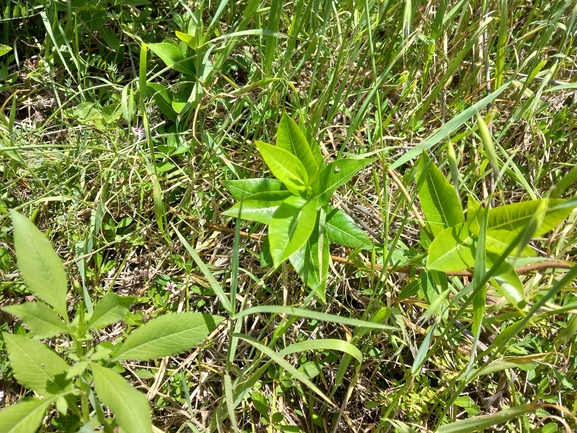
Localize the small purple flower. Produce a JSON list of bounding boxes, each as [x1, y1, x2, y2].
[[166, 281, 177, 292]]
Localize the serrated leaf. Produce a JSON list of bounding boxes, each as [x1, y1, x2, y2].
[[11, 210, 68, 317], [3, 333, 69, 396], [112, 313, 224, 361], [417, 154, 464, 236], [0, 398, 51, 433], [289, 219, 330, 299], [222, 190, 292, 224], [2, 302, 67, 339], [91, 363, 152, 433], [487, 198, 571, 236], [325, 207, 373, 249], [426, 223, 475, 272], [255, 141, 308, 195], [222, 178, 285, 201], [269, 196, 318, 267], [147, 41, 195, 77], [316, 158, 374, 206], [88, 293, 134, 329], [277, 114, 318, 181]]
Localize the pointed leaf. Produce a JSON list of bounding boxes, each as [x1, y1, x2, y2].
[[3, 333, 69, 396], [426, 223, 475, 272], [2, 302, 67, 339], [91, 363, 152, 433], [487, 198, 572, 236], [417, 154, 463, 236], [279, 339, 363, 364], [277, 114, 318, 181], [222, 178, 285, 201], [302, 128, 325, 168], [222, 190, 292, 224], [255, 141, 308, 195], [147, 41, 195, 76], [437, 403, 540, 433], [88, 293, 134, 329], [0, 398, 51, 433], [269, 196, 318, 267], [466, 195, 483, 235], [488, 258, 525, 307], [11, 210, 68, 317], [290, 219, 330, 299], [325, 207, 373, 250], [112, 313, 224, 361], [316, 158, 374, 206]]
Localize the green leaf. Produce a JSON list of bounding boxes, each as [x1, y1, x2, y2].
[[3, 333, 69, 396], [90, 363, 152, 433], [269, 196, 318, 267], [279, 339, 363, 364], [477, 114, 499, 174], [487, 198, 571, 236], [0, 43, 12, 57], [0, 398, 51, 433], [437, 403, 540, 433], [426, 223, 475, 272], [316, 158, 374, 206], [88, 293, 134, 329], [175, 30, 197, 50], [255, 141, 309, 195], [417, 154, 464, 236], [100, 27, 120, 51], [11, 210, 68, 318], [485, 230, 534, 257], [112, 313, 224, 361], [325, 207, 373, 250], [222, 178, 285, 201], [147, 41, 195, 77], [289, 218, 330, 298], [2, 302, 68, 339], [235, 305, 397, 330], [222, 190, 292, 224], [487, 256, 525, 307], [276, 114, 318, 182], [466, 195, 483, 235]]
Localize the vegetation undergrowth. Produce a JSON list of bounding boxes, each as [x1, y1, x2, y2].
[[1, 0, 577, 432]]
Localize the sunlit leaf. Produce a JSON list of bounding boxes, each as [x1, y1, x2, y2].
[[316, 158, 374, 206], [269, 196, 318, 266], [11, 210, 68, 317], [222, 190, 292, 224], [255, 141, 309, 195], [417, 153, 463, 236], [91, 363, 152, 433], [426, 223, 475, 272], [112, 312, 224, 361], [277, 114, 318, 182]]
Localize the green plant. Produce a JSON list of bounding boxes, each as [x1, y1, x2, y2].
[[0, 210, 223, 433], [417, 152, 575, 307], [222, 113, 374, 300]]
